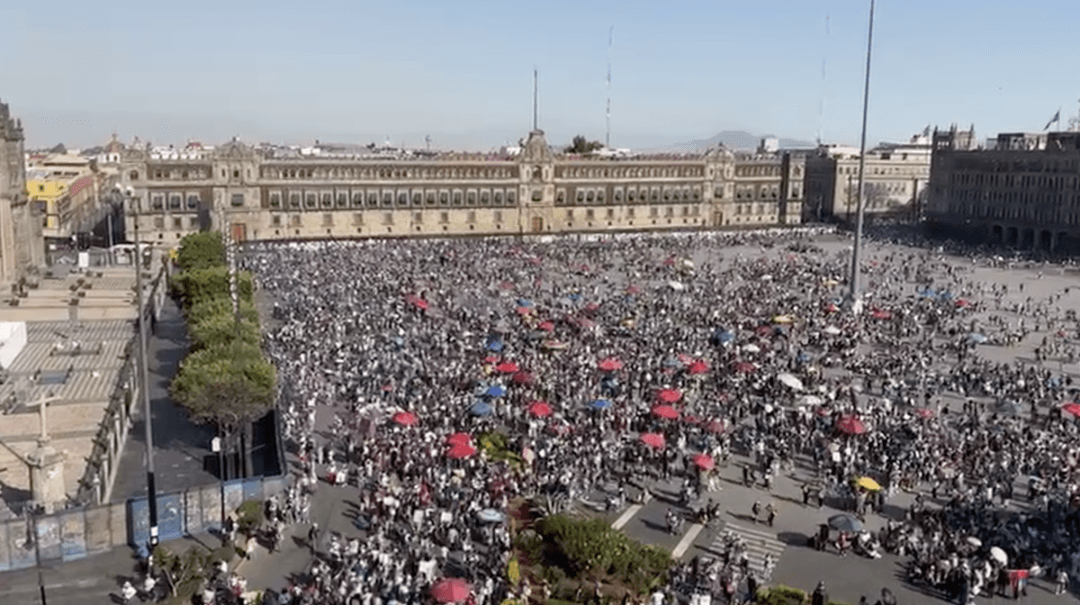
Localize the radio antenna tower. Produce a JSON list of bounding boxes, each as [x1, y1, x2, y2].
[[606, 26, 613, 149], [817, 11, 830, 145]]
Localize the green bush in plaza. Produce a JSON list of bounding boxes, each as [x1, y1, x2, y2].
[[534, 514, 672, 590], [170, 341, 276, 424], [175, 231, 225, 271], [186, 296, 260, 326], [170, 266, 254, 308]]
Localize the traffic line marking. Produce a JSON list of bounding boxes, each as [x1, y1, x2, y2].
[[672, 523, 704, 558], [611, 504, 642, 530]]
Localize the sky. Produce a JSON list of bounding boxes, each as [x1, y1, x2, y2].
[[2, 0, 1079, 151]]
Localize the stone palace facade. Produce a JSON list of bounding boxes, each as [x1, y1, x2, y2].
[[0, 101, 44, 288], [925, 128, 1080, 254], [119, 130, 805, 243]]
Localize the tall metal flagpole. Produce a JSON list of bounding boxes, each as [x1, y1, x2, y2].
[[848, 0, 876, 313], [533, 69, 539, 131], [128, 187, 159, 565]]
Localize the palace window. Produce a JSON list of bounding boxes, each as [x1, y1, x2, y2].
[[382, 193, 393, 207], [306, 193, 317, 208], [337, 193, 348, 207], [231, 194, 245, 207], [322, 193, 333, 207], [269, 193, 281, 208], [453, 191, 463, 206], [290, 193, 301, 208], [412, 193, 422, 206], [151, 195, 164, 210], [494, 191, 504, 205], [467, 191, 476, 205], [352, 193, 364, 207], [398, 192, 408, 206], [426, 192, 436, 206], [506, 191, 515, 203]]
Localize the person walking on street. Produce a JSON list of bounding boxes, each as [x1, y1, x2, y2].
[[766, 503, 777, 527], [752, 501, 762, 524], [1055, 569, 1069, 595], [307, 522, 320, 556], [812, 582, 829, 605]]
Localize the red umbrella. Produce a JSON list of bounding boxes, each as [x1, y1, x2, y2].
[[495, 361, 519, 373], [578, 318, 596, 329], [446, 443, 477, 459], [825, 303, 840, 313], [391, 411, 417, 426], [955, 299, 971, 308], [528, 401, 552, 418], [734, 361, 757, 374], [404, 294, 429, 310], [676, 353, 694, 366], [682, 414, 701, 425], [692, 454, 715, 470], [512, 371, 533, 385], [652, 404, 679, 419], [482, 356, 499, 364], [538, 320, 555, 332], [914, 408, 934, 419], [755, 326, 773, 337], [446, 432, 472, 446], [837, 415, 867, 435], [640, 433, 666, 449], [626, 285, 642, 294], [704, 419, 725, 434], [687, 360, 709, 375], [1062, 402, 1080, 418], [657, 389, 682, 404], [431, 578, 471, 603], [663, 256, 676, 266], [500, 281, 514, 290], [515, 306, 534, 316], [870, 308, 892, 320], [585, 302, 601, 312], [598, 357, 623, 372]]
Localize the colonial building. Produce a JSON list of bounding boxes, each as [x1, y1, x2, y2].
[[925, 127, 1080, 254], [118, 130, 804, 243], [803, 131, 932, 223], [0, 101, 44, 287]]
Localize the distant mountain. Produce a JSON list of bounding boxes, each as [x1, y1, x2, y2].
[[643, 131, 816, 153]]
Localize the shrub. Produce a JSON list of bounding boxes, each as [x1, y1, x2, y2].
[[236, 500, 264, 536], [188, 311, 261, 351], [170, 267, 253, 308], [176, 232, 225, 271], [534, 514, 672, 585]]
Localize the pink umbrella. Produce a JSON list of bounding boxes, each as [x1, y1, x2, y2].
[[515, 306, 535, 316], [914, 408, 934, 419], [652, 404, 679, 419], [626, 285, 642, 294], [1062, 402, 1080, 418], [512, 371, 533, 385], [640, 433, 665, 449], [682, 414, 700, 425], [692, 454, 715, 470], [482, 355, 499, 364], [598, 358, 623, 372], [704, 419, 725, 434], [431, 578, 471, 603], [495, 361, 519, 373], [446, 432, 472, 446], [955, 299, 971, 308], [538, 321, 555, 332], [870, 308, 892, 320], [657, 389, 682, 404], [447, 443, 477, 459], [528, 401, 552, 418], [391, 411, 417, 426], [837, 415, 867, 435], [585, 302, 601, 312], [687, 360, 709, 375]]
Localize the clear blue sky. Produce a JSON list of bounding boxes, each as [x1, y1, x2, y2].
[[2, 0, 1078, 150]]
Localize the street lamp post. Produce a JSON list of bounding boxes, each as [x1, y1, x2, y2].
[[121, 185, 159, 566], [848, 0, 876, 314]]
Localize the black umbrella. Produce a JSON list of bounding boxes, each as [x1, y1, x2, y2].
[[828, 513, 862, 533]]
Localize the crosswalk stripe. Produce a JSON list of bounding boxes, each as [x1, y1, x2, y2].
[[611, 504, 642, 530], [710, 522, 786, 578], [672, 523, 705, 559]]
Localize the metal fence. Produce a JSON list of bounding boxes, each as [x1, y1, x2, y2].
[[0, 475, 287, 572]]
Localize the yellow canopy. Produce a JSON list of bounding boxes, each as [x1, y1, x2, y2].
[[771, 315, 795, 325], [855, 476, 881, 491]]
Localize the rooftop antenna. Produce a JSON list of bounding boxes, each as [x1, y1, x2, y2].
[[533, 68, 539, 131], [817, 10, 830, 146], [606, 26, 613, 149]]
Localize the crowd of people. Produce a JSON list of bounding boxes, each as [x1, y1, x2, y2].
[[235, 223, 1079, 605]]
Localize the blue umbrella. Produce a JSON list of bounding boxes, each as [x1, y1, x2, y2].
[[796, 351, 812, 363], [567, 293, 583, 302], [663, 357, 682, 368], [471, 401, 494, 416], [716, 329, 735, 345], [828, 514, 862, 533], [486, 339, 504, 352], [516, 298, 534, 307], [918, 287, 937, 299], [967, 333, 987, 345], [476, 509, 506, 523], [486, 385, 507, 398], [590, 399, 612, 410]]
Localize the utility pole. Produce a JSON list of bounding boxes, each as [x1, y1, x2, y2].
[[848, 0, 876, 314], [124, 185, 158, 565]]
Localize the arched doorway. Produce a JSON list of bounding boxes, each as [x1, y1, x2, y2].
[[1040, 230, 1053, 251], [991, 225, 1003, 243], [1005, 227, 1018, 247]]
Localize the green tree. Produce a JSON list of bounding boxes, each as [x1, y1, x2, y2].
[[186, 296, 260, 327], [188, 312, 261, 352], [176, 232, 225, 271], [170, 267, 254, 308], [171, 341, 275, 425]]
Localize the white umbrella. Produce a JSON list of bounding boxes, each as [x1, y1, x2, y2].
[[824, 325, 842, 335], [989, 546, 1008, 564], [798, 394, 824, 406], [965, 536, 982, 548], [760, 275, 773, 282], [777, 373, 804, 391], [667, 281, 685, 291], [743, 344, 761, 354]]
